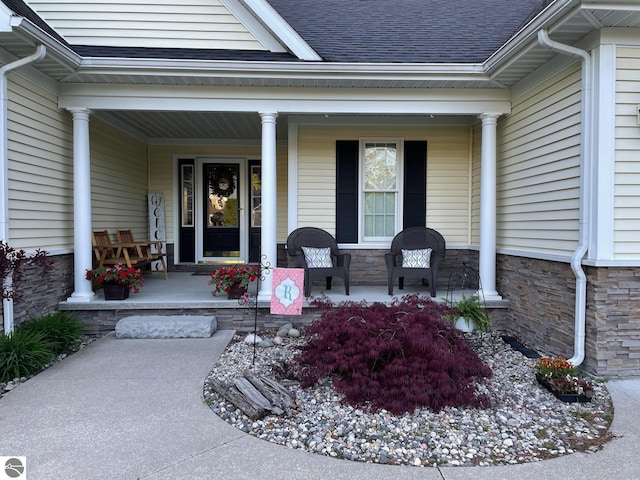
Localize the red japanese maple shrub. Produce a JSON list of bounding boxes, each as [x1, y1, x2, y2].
[[293, 294, 492, 414]]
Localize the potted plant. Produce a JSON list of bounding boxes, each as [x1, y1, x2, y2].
[[534, 356, 593, 402], [85, 264, 144, 300], [446, 294, 490, 333], [209, 264, 259, 298]]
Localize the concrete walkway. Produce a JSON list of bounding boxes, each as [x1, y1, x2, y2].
[[0, 332, 638, 480]]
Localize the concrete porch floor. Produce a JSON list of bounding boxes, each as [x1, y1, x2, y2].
[[58, 272, 508, 335], [59, 271, 486, 311]]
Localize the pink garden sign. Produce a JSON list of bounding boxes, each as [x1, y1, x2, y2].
[[270, 268, 304, 315]]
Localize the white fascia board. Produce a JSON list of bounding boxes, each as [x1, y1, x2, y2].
[[582, 1, 640, 11], [219, 0, 286, 52], [11, 17, 81, 66], [58, 84, 511, 115], [600, 27, 640, 45], [75, 58, 487, 81], [287, 114, 478, 127], [0, 3, 14, 32], [238, 0, 322, 61], [484, 0, 581, 76]]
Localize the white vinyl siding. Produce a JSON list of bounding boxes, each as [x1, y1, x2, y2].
[[90, 120, 149, 240], [614, 46, 640, 259], [296, 125, 471, 246], [6, 74, 74, 251], [148, 145, 288, 242], [496, 65, 582, 257], [26, 0, 265, 50], [470, 124, 482, 246]]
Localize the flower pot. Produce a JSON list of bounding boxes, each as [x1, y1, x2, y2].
[[454, 316, 475, 333], [102, 282, 130, 300], [227, 284, 247, 299], [535, 374, 592, 403]]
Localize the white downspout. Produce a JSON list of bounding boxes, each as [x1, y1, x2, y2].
[[537, 29, 591, 367], [1, 44, 47, 334]]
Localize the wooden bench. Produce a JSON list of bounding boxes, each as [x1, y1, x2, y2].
[[92, 230, 154, 270]]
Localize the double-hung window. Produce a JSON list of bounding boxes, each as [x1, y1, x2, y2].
[[361, 141, 402, 241]]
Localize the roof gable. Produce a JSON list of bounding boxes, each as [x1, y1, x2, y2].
[[22, 0, 269, 51]]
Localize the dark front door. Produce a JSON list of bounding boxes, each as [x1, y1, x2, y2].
[[202, 162, 242, 260]]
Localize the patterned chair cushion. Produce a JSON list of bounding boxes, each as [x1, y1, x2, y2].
[[401, 248, 432, 268], [302, 246, 333, 268]]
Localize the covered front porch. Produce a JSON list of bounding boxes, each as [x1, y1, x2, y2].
[[58, 271, 507, 335]]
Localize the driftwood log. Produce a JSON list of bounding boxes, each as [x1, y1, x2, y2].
[[209, 374, 295, 420], [244, 371, 295, 410], [208, 378, 266, 420]]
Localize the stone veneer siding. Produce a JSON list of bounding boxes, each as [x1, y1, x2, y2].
[[0, 254, 74, 331], [286, 247, 480, 290], [497, 254, 640, 377], [589, 266, 640, 377]]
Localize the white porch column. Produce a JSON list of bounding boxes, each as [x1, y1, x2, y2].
[[68, 108, 96, 302], [258, 111, 278, 298], [479, 114, 502, 300]]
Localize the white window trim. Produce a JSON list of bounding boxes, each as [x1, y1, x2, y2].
[[358, 138, 404, 244]]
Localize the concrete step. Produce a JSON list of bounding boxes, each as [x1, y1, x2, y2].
[[115, 315, 217, 339]]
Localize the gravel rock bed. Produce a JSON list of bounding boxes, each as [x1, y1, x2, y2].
[[204, 330, 613, 467]]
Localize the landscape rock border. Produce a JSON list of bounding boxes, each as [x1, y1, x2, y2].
[[204, 330, 614, 467]]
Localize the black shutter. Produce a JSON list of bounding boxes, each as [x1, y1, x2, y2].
[[336, 140, 359, 243], [403, 141, 427, 228]]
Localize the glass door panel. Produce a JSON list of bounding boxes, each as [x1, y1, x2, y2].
[[202, 163, 241, 259]]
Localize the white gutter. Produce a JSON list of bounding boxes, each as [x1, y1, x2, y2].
[[1, 44, 47, 335], [537, 29, 591, 367]]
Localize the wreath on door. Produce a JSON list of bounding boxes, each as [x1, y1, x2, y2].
[[208, 167, 236, 197]]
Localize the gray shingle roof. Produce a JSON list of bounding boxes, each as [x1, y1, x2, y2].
[[266, 0, 553, 63], [3, 0, 551, 64]]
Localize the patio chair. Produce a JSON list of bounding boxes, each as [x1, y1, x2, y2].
[[385, 227, 446, 297], [286, 227, 350, 297], [92, 230, 153, 270], [116, 229, 168, 280]]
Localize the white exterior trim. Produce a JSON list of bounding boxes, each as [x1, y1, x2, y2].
[[234, 0, 321, 60], [220, 0, 287, 52], [71, 59, 490, 84], [591, 43, 616, 261], [59, 85, 511, 115]]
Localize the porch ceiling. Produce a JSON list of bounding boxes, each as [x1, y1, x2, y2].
[[93, 110, 291, 142], [91, 112, 478, 143]]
